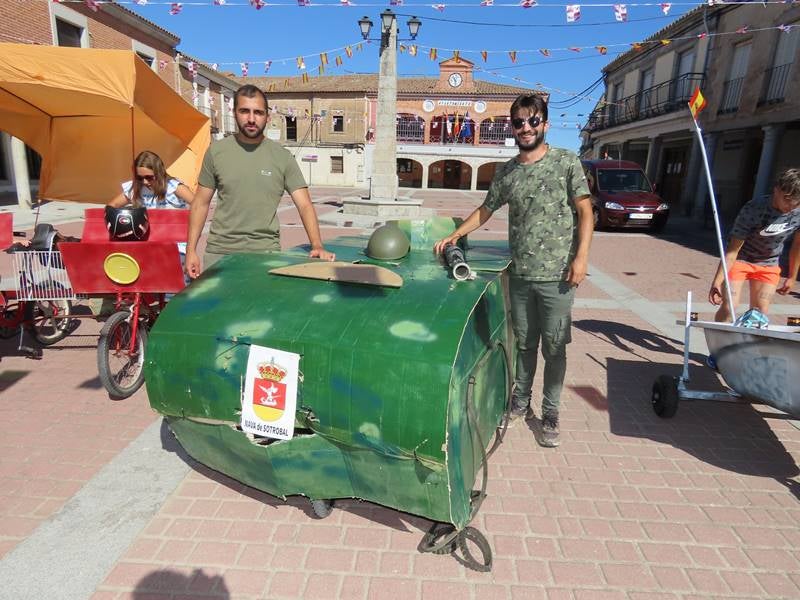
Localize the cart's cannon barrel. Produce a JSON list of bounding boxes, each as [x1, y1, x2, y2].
[[444, 243, 472, 281]]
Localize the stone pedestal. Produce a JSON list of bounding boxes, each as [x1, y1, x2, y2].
[[342, 197, 423, 217]]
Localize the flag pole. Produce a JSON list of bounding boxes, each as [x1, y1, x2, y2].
[[689, 100, 736, 323]]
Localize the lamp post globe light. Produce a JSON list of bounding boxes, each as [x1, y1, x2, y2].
[[358, 10, 420, 205]]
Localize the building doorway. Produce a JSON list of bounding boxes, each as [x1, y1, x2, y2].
[[397, 158, 423, 188], [659, 146, 688, 206], [477, 162, 504, 190], [428, 160, 471, 190]]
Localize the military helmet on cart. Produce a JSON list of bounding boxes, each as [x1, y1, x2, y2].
[[366, 222, 410, 260]]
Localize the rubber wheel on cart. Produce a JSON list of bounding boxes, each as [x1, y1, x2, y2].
[[98, 310, 147, 400], [310, 499, 334, 519], [32, 299, 73, 345], [652, 375, 679, 418]]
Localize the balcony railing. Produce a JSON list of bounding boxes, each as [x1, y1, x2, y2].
[[718, 76, 745, 114], [584, 72, 704, 133], [397, 115, 425, 144], [759, 63, 793, 105]]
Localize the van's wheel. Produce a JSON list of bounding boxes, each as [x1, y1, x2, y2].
[[310, 499, 334, 519], [652, 375, 679, 418]]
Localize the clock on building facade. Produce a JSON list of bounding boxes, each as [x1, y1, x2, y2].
[[448, 73, 463, 88]]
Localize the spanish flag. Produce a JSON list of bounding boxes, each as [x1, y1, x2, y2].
[[688, 87, 707, 119], [345, 46, 353, 58]]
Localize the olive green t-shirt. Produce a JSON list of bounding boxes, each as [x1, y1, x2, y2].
[[482, 147, 590, 281], [198, 136, 307, 254]]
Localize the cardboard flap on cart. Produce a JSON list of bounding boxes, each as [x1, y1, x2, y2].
[[59, 241, 185, 294], [82, 208, 189, 243]]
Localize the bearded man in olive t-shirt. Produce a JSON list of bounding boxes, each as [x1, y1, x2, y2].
[[185, 84, 334, 278]]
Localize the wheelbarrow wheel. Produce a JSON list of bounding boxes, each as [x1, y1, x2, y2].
[[32, 299, 73, 345], [310, 499, 334, 519], [652, 375, 679, 418], [98, 311, 147, 400]]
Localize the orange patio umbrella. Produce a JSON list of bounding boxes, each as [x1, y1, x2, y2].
[[0, 43, 210, 203]]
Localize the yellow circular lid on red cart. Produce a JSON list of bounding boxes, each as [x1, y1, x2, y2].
[[103, 252, 140, 284]]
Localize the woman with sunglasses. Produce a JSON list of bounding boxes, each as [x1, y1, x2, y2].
[[108, 150, 194, 209]]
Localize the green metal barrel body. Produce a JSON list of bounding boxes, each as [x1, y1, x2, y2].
[[145, 231, 511, 528]]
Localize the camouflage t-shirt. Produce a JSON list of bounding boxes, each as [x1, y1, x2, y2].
[[482, 147, 590, 281], [730, 198, 800, 266]]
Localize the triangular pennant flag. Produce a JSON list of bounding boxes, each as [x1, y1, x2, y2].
[[297, 57, 306, 70], [345, 46, 353, 58], [697, 32, 708, 39], [134, 0, 148, 5], [432, 4, 446, 11], [240, 62, 249, 76], [480, 50, 488, 62], [613, 4, 627, 22], [566, 5, 581, 22], [778, 24, 794, 33], [596, 46, 608, 55], [264, 60, 272, 73], [214, 0, 226, 5], [399, 45, 407, 53], [429, 48, 438, 60], [390, 0, 403, 5], [409, 45, 418, 56], [508, 51, 517, 63], [250, 0, 266, 8], [318, 65, 325, 75], [660, 2, 671, 15], [335, 55, 343, 66], [169, 2, 182, 14], [480, 0, 493, 5], [320, 52, 328, 65], [539, 49, 551, 57], [569, 47, 582, 53], [302, 72, 310, 83], [688, 87, 706, 119], [297, 0, 310, 5], [520, 0, 537, 7], [340, 0, 352, 5], [453, 50, 460, 62]]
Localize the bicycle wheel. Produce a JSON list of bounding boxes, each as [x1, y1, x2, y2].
[[32, 299, 73, 345], [0, 300, 25, 339], [97, 310, 148, 399]]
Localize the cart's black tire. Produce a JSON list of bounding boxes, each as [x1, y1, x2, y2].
[[97, 311, 147, 400], [652, 375, 679, 418], [310, 499, 334, 519], [32, 299, 73, 345]]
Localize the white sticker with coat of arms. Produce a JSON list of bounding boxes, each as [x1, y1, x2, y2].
[[241, 345, 300, 440]]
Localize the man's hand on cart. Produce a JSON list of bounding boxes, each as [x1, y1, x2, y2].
[[309, 246, 335, 262], [185, 249, 202, 279], [708, 283, 723, 305]]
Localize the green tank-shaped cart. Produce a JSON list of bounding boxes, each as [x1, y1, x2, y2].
[[145, 220, 512, 554]]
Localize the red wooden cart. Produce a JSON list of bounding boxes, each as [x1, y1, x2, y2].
[[59, 208, 188, 398]]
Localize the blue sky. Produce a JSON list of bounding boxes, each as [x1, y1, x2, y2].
[[126, 1, 698, 150]]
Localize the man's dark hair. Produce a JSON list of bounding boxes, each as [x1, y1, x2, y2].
[[776, 168, 800, 203], [234, 84, 269, 112], [510, 94, 548, 123]]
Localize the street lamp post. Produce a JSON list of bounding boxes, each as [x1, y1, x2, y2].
[[358, 11, 421, 204]]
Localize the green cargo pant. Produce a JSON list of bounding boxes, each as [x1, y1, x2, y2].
[[509, 277, 575, 415]]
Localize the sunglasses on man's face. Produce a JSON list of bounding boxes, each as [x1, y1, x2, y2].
[[511, 115, 543, 130]]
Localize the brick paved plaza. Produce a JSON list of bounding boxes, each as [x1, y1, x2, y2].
[[1, 187, 798, 599]]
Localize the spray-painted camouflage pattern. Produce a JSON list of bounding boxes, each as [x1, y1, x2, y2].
[[482, 147, 590, 281]]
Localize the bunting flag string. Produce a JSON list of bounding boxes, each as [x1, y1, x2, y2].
[[566, 4, 581, 22], [48, 0, 800, 10]]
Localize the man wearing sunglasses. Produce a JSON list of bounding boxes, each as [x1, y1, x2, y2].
[[434, 94, 593, 447]]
